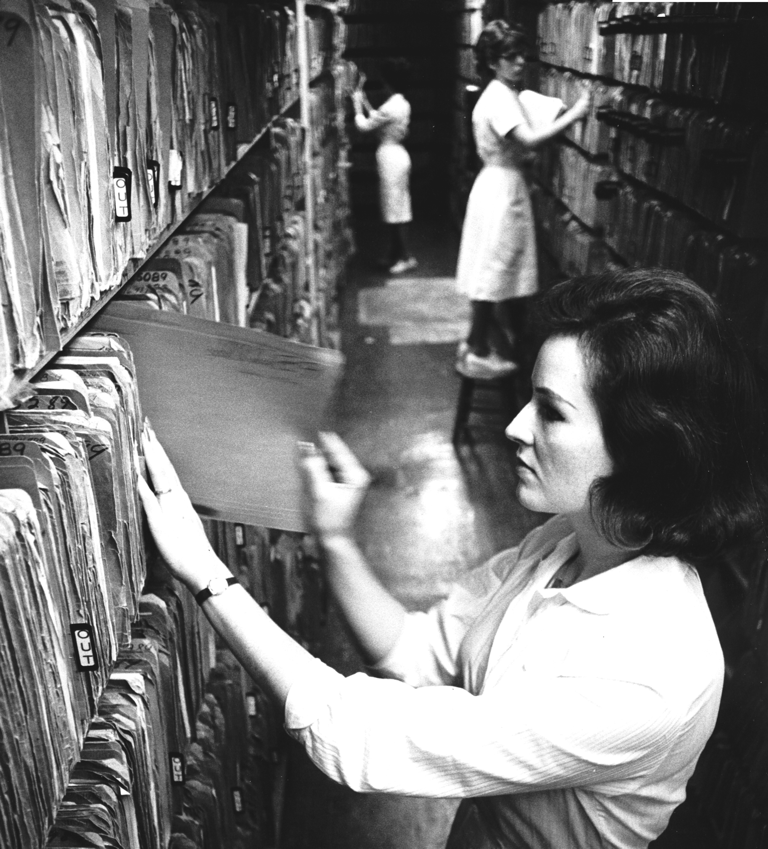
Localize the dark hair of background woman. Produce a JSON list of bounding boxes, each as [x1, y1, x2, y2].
[[474, 19, 532, 84], [532, 267, 768, 564], [380, 57, 412, 94]]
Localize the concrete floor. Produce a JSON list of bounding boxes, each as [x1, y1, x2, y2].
[[280, 212, 544, 849]]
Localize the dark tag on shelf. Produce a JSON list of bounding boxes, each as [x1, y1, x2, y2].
[[235, 524, 245, 547], [169, 752, 186, 784], [147, 159, 160, 208], [226, 102, 237, 131], [594, 180, 622, 200], [246, 692, 257, 716], [112, 167, 132, 222], [630, 52, 642, 72], [71, 623, 98, 671], [210, 97, 220, 130], [232, 787, 244, 814]]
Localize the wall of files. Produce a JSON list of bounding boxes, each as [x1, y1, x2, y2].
[[0, 330, 327, 849], [0, 0, 352, 404], [341, 0, 454, 210], [531, 4, 768, 848], [533, 2, 768, 365], [0, 1, 354, 847]]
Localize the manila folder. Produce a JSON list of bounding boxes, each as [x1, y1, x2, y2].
[[92, 301, 344, 532]]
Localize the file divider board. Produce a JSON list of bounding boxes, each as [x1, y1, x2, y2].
[[91, 300, 344, 532]]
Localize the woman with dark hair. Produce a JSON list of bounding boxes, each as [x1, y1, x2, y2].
[[139, 268, 768, 849], [352, 57, 417, 274], [456, 20, 590, 379]]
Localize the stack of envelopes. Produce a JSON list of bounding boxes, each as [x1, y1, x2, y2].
[[0, 332, 144, 848], [0, 0, 305, 401]]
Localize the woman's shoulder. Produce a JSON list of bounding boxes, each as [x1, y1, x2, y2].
[[480, 79, 518, 106], [382, 93, 410, 119]]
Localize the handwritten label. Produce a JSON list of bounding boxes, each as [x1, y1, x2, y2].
[[83, 438, 109, 462], [246, 692, 257, 716], [71, 624, 98, 670], [226, 102, 237, 130], [186, 278, 204, 305], [209, 97, 219, 130], [135, 270, 173, 284], [112, 167, 132, 221], [0, 441, 26, 456], [21, 394, 77, 411], [234, 524, 245, 547], [169, 753, 185, 784]]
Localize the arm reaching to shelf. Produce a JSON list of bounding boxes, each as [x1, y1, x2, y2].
[[511, 88, 591, 149], [138, 423, 317, 706], [300, 433, 407, 664], [352, 89, 390, 134], [138, 424, 407, 707]]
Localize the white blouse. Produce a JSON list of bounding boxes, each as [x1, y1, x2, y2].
[[285, 515, 724, 848]]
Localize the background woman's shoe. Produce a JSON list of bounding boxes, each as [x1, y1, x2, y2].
[[389, 257, 418, 274], [456, 351, 519, 379], [485, 351, 519, 372]]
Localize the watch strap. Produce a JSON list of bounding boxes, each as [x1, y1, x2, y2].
[[194, 576, 238, 606]]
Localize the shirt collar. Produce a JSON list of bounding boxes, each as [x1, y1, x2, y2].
[[537, 538, 668, 616]]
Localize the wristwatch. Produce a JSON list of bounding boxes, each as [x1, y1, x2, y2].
[[195, 576, 238, 606]]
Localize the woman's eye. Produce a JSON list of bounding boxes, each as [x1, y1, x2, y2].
[[539, 404, 564, 423]]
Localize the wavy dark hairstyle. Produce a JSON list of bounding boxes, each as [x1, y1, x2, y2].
[[380, 57, 412, 93], [531, 268, 768, 564], [474, 20, 531, 85]]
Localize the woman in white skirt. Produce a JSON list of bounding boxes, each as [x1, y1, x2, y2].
[[353, 58, 417, 275], [456, 21, 590, 379]]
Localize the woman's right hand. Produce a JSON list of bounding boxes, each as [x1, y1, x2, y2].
[[300, 432, 371, 540]]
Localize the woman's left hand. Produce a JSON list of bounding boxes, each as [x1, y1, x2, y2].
[[138, 421, 225, 591], [299, 432, 371, 540], [572, 89, 592, 121]]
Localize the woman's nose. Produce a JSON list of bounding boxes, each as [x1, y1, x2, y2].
[[505, 402, 533, 445]]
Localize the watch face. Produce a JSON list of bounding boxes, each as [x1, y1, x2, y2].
[[208, 576, 230, 596]]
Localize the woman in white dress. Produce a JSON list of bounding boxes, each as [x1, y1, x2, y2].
[[353, 58, 417, 275], [456, 21, 590, 379]]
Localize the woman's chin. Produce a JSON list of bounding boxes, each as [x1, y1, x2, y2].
[[515, 484, 539, 511]]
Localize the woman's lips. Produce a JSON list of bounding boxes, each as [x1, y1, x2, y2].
[[515, 457, 534, 474]]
